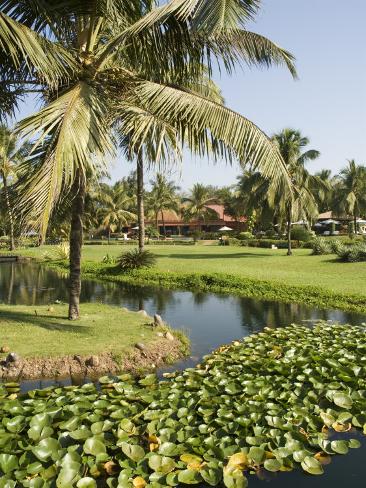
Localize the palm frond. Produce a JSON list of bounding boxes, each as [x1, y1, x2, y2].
[[15, 82, 114, 237], [0, 11, 76, 85], [118, 79, 289, 184]]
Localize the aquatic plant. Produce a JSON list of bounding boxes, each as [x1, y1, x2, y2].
[[0, 324, 365, 486], [311, 237, 331, 255]]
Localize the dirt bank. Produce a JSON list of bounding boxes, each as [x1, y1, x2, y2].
[[0, 336, 184, 380]]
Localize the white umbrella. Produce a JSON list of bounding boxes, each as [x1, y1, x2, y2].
[[219, 226, 233, 231], [314, 223, 324, 227], [356, 219, 366, 224], [131, 226, 139, 230], [291, 220, 308, 225], [321, 219, 340, 225]]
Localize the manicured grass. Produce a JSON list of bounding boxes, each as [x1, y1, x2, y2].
[[13, 243, 366, 297], [0, 303, 158, 358]]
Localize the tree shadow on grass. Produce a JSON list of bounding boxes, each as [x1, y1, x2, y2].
[[0, 310, 91, 333], [159, 252, 271, 260]]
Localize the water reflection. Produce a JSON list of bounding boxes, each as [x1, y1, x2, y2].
[[1, 262, 365, 366]]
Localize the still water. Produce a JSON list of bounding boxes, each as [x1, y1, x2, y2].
[[1, 262, 366, 487]]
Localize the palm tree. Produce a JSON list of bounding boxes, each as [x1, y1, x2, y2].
[[97, 184, 136, 243], [272, 129, 324, 255], [183, 184, 218, 232], [335, 160, 366, 234], [0, 125, 30, 250], [1, 1, 295, 319], [147, 173, 180, 236]]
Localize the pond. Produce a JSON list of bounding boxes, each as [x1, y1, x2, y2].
[[1, 261, 366, 487]]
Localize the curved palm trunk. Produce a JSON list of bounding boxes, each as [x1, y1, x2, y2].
[[354, 214, 358, 236], [68, 172, 86, 320], [286, 203, 292, 256], [2, 173, 15, 251], [136, 154, 145, 251], [155, 212, 159, 238]]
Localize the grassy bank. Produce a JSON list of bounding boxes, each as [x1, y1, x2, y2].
[[0, 303, 189, 379], [2, 244, 366, 313]]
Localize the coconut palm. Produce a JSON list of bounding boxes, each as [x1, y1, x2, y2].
[[183, 183, 218, 232], [0, 125, 30, 250], [334, 160, 366, 234], [97, 183, 137, 243], [147, 173, 180, 235], [272, 129, 325, 255], [1, 0, 295, 318]]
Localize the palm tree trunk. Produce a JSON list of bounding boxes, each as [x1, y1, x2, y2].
[[354, 214, 358, 236], [68, 172, 85, 320], [155, 212, 159, 238], [108, 227, 111, 244], [161, 210, 166, 236], [286, 204, 292, 256], [2, 173, 15, 251], [136, 153, 145, 251]]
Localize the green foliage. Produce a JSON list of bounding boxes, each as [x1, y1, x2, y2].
[[54, 242, 70, 260], [237, 232, 254, 241], [0, 324, 365, 486], [291, 226, 312, 242], [336, 243, 366, 263], [311, 237, 332, 255], [117, 248, 157, 271], [246, 239, 301, 249], [329, 239, 345, 254], [101, 254, 116, 264]]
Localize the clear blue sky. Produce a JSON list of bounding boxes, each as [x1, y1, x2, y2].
[[16, 0, 366, 189]]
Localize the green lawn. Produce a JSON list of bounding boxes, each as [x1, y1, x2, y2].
[[15, 243, 366, 298], [0, 303, 159, 358]]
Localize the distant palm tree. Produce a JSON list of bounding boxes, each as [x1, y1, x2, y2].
[[97, 184, 136, 244], [147, 174, 180, 236], [0, 125, 29, 250], [334, 160, 366, 234], [314, 169, 335, 213], [271, 129, 327, 255], [183, 184, 218, 232]]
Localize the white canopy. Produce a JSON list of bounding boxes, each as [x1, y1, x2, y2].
[[219, 226, 233, 231], [321, 219, 340, 225], [131, 226, 139, 230], [356, 219, 366, 224]]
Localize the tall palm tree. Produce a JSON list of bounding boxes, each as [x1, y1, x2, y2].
[[97, 183, 136, 243], [272, 129, 324, 255], [334, 160, 366, 234], [1, 0, 295, 319], [0, 125, 29, 250], [147, 173, 180, 235], [183, 183, 218, 232]]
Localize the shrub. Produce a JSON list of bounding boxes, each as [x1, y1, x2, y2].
[[102, 254, 116, 264], [117, 248, 156, 271], [237, 231, 254, 241], [311, 237, 331, 255], [227, 238, 241, 246], [246, 239, 300, 249], [329, 239, 345, 254], [336, 243, 366, 262], [55, 242, 70, 260], [264, 229, 277, 238], [291, 226, 312, 242]]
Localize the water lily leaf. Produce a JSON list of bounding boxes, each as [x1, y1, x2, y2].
[[332, 393, 353, 409], [348, 439, 361, 449], [180, 454, 203, 465], [76, 478, 97, 488], [223, 468, 248, 488], [32, 438, 61, 462], [264, 459, 282, 472], [158, 442, 178, 456], [84, 437, 107, 456], [56, 465, 80, 487], [330, 440, 349, 455], [177, 469, 202, 484], [3, 416, 25, 433], [248, 447, 265, 464], [148, 454, 175, 474], [301, 456, 324, 475], [121, 443, 145, 462], [314, 452, 331, 465], [0, 454, 19, 474]]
